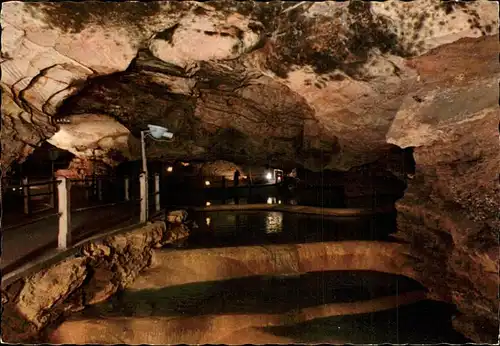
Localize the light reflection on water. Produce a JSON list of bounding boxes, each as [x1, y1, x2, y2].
[[265, 212, 283, 234], [183, 210, 398, 250]]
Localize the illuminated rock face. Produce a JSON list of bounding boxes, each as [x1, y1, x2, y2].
[[1, 1, 498, 342], [1, 1, 497, 170]]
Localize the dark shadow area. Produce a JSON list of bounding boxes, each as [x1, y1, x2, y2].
[[1, 142, 73, 215], [174, 210, 397, 249], [84, 271, 425, 317], [263, 300, 469, 344]]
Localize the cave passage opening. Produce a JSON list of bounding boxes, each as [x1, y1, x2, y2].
[[5, 142, 75, 182]]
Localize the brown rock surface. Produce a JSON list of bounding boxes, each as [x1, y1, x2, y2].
[[128, 241, 419, 290], [47, 290, 427, 345], [1, 219, 191, 343], [386, 34, 499, 344], [1, 1, 497, 170]]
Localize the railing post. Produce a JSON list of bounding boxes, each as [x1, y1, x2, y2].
[[124, 176, 130, 201], [140, 173, 147, 223], [97, 178, 103, 201], [154, 173, 160, 212], [22, 177, 30, 214], [57, 177, 71, 249]]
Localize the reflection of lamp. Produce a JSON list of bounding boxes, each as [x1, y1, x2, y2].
[[206, 217, 211, 226], [266, 212, 283, 234], [206, 201, 211, 206]]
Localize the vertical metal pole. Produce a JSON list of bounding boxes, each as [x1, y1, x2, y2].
[[57, 177, 71, 249], [124, 176, 130, 201], [154, 173, 160, 212], [141, 131, 148, 175], [141, 130, 149, 219], [140, 173, 147, 223], [22, 177, 30, 214]]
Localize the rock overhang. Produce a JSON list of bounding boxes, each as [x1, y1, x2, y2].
[[0, 0, 498, 171]]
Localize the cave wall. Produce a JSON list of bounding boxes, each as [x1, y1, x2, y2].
[[386, 35, 499, 343], [1, 1, 497, 171]]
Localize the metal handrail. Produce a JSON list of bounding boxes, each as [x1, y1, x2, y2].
[[6, 179, 60, 189]]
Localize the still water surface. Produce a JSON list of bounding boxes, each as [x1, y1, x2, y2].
[[173, 210, 397, 249]]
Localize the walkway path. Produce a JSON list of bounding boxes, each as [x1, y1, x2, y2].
[[1, 201, 141, 273]]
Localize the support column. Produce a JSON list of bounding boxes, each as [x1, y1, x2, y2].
[[124, 176, 130, 201], [57, 177, 71, 249], [140, 173, 148, 223]]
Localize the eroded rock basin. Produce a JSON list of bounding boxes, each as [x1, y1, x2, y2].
[[46, 241, 470, 344], [48, 271, 467, 344]]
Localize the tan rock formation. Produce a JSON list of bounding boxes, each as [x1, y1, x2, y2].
[[1, 218, 190, 343], [386, 34, 499, 343], [1, 1, 497, 170], [47, 290, 427, 345], [128, 241, 418, 290]]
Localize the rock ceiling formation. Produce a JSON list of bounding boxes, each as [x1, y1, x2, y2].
[[1, 0, 497, 170], [1, 0, 499, 343]]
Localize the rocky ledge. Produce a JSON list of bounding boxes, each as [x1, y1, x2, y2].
[[0, 212, 190, 343]]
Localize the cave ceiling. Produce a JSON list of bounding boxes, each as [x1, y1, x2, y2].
[[0, 0, 498, 171]]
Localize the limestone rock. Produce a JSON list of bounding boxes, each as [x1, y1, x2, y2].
[[128, 241, 419, 290], [1, 221, 171, 343], [15, 257, 89, 328], [166, 210, 188, 224], [2, 1, 497, 170]]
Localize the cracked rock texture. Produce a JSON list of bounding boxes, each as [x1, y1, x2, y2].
[[2, 1, 497, 170], [1, 1, 499, 342], [0, 216, 190, 343]]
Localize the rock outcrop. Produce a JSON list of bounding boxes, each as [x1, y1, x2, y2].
[[386, 34, 499, 343], [128, 241, 419, 290], [1, 1, 497, 170], [1, 215, 190, 343], [47, 291, 427, 345]]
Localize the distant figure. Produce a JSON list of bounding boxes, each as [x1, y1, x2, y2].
[[233, 170, 240, 187]]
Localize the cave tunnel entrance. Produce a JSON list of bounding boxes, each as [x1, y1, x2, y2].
[[6, 142, 75, 182]]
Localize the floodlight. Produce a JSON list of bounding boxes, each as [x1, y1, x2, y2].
[[147, 124, 173, 139]]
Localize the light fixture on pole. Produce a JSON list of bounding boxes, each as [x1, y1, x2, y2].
[[140, 124, 174, 222]]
